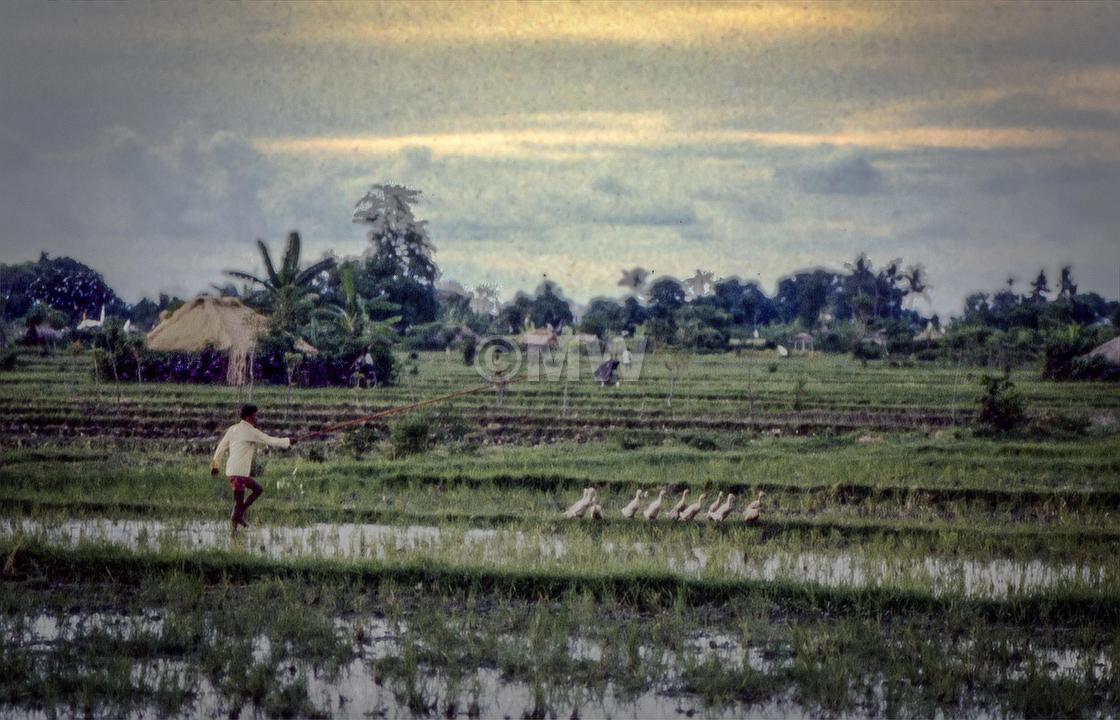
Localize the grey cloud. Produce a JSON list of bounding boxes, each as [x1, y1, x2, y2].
[[0, 123, 273, 300], [591, 175, 630, 197], [746, 201, 785, 224], [778, 155, 885, 195], [605, 209, 698, 227]]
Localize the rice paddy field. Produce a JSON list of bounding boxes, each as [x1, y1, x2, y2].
[[3, 351, 1120, 718]]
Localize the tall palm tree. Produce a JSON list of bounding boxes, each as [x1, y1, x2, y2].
[[225, 231, 336, 333], [1058, 266, 1078, 298], [903, 263, 931, 310], [617, 267, 653, 298], [684, 269, 716, 299]]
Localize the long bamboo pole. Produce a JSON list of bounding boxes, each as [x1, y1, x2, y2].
[[294, 376, 522, 442]]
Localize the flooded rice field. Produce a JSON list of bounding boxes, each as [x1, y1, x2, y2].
[[1, 515, 1112, 599], [3, 606, 1112, 720]]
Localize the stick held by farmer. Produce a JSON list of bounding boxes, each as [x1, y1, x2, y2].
[[210, 403, 294, 536]]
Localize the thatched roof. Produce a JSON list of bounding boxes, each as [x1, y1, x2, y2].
[[146, 296, 265, 354], [146, 296, 266, 385], [1081, 336, 1120, 364], [914, 326, 946, 343]]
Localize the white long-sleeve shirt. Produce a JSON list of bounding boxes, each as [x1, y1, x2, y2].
[[210, 420, 291, 477]]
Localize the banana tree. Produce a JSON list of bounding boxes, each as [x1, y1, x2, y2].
[[317, 265, 402, 347], [224, 231, 336, 333]]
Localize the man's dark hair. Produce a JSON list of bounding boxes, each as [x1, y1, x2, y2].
[[239, 404, 258, 419]]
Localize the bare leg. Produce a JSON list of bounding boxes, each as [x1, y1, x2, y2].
[[230, 486, 246, 535], [238, 478, 264, 526]]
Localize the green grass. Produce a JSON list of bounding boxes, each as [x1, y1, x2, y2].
[[2, 351, 1119, 717]]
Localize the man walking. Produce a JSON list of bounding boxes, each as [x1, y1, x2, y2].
[[210, 404, 294, 536]]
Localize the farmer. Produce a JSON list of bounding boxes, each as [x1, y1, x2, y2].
[[210, 404, 294, 536]]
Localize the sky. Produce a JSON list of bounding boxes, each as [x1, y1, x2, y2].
[[1, 0, 1119, 317]]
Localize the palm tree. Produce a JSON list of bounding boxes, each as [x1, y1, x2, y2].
[[225, 231, 336, 333], [1029, 269, 1050, 301], [1058, 266, 1078, 298], [684, 269, 716, 300], [903, 263, 930, 310], [617, 267, 653, 298]]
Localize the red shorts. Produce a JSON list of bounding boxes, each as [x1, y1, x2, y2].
[[229, 475, 257, 493]]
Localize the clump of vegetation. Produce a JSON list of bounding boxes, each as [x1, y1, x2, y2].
[[462, 335, 477, 366], [680, 432, 722, 451], [976, 375, 1027, 433], [792, 376, 808, 411], [390, 415, 433, 457], [338, 426, 381, 459], [424, 405, 470, 445], [0, 351, 17, 372]]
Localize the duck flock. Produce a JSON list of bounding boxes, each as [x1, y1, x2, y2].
[[563, 488, 765, 523]]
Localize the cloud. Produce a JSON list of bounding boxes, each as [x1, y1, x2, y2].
[[274, 2, 891, 48], [591, 176, 630, 197], [778, 155, 885, 195], [746, 202, 786, 224], [0, 124, 274, 301]]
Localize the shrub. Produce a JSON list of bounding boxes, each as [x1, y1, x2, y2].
[[680, 432, 721, 451], [1069, 354, 1120, 382], [390, 415, 432, 457], [462, 336, 477, 367], [1042, 325, 1113, 380], [338, 426, 382, 459], [976, 375, 1027, 433], [0, 351, 16, 372]]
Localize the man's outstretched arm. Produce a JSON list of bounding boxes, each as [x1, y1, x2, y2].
[[248, 425, 293, 449]]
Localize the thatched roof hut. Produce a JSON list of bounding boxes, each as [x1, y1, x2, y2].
[[1080, 336, 1120, 365], [145, 296, 266, 385]]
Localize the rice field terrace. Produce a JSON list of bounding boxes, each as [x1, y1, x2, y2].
[[3, 351, 1120, 718]]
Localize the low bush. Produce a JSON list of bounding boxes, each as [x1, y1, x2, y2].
[[0, 351, 17, 372], [680, 432, 721, 451], [390, 415, 433, 458], [338, 426, 382, 460], [976, 375, 1027, 433]]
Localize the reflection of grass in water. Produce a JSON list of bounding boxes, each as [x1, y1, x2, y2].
[[2, 573, 1118, 718], [4, 534, 1120, 621]]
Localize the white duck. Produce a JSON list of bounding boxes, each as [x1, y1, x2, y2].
[[678, 493, 707, 522], [742, 490, 765, 523], [665, 489, 689, 520], [706, 492, 725, 520], [564, 488, 595, 518], [643, 489, 666, 520], [621, 489, 647, 518], [711, 493, 736, 522]]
